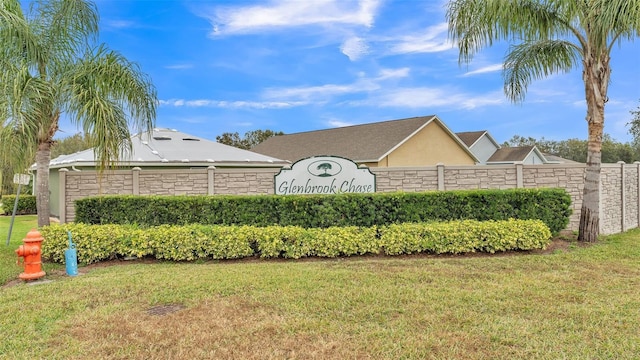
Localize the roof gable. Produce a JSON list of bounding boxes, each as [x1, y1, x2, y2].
[[455, 130, 501, 149], [252, 115, 477, 163], [487, 146, 547, 163]]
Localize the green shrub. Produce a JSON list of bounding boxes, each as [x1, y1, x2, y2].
[[0, 195, 37, 215], [379, 219, 551, 255], [74, 188, 571, 234], [40, 219, 551, 264]]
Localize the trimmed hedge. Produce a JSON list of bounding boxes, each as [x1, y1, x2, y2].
[[40, 219, 552, 264], [0, 195, 37, 215], [74, 188, 571, 234]]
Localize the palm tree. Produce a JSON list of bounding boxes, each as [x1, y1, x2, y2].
[[0, 0, 156, 227], [447, 0, 640, 242]]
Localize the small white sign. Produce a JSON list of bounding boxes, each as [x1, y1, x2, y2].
[[13, 174, 30, 185], [275, 156, 376, 195]]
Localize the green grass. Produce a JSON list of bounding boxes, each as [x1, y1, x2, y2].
[[0, 215, 50, 284], [0, 223, 639, 359], [0, 215, 62, 284]]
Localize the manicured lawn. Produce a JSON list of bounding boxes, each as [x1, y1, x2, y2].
[[1, 223, 639, 359], [0, 215, 63, 284]]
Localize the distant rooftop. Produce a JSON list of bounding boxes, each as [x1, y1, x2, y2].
[[44, 128, 288, 169]]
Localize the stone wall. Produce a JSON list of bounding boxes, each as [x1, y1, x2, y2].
[[57, 163, 640, 235]]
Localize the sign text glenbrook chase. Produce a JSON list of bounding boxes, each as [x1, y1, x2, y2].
[[275, 156, 376, 195]]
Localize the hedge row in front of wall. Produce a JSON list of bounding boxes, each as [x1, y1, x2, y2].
[[0, 195, 37, 215], [40, 219, 552, 264], [74, 188, 571, 234]]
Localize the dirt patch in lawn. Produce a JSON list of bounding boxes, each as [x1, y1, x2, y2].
[[49, 296, 367, 360]]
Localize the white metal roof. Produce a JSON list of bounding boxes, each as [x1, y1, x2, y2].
[[45, 128, 288, 168]]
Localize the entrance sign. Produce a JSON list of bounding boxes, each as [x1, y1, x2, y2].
[[275, 156, 375, 195]]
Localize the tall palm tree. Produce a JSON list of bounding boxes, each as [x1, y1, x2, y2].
[[0, 0, 156, 226], [447, 0, 640, 242]]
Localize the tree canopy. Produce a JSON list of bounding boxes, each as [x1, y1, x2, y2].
[[503, 134, 638, 164], [0, 0, 157, 226], [216, 129, 284, 150]]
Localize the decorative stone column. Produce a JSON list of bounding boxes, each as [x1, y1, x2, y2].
[[132, 167, 141, 195], [207, 166, 216, 195], [437, 163, 444, 191], [59, 168, 68, 223]]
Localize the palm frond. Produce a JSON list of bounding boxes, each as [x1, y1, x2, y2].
[[447, 0, 583, 64], [30, 0, 99, 66], [503, 39, 580, 103], [0, 0, 45, 70], [63, 44, 157, 172]]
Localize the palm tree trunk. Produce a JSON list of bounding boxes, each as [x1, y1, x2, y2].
[[579, 126, 602, 242], [578, 52, 609, 242], [35, 142, 51, 227]]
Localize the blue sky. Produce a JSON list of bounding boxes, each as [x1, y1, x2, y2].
[[59, 0, 640, 144]]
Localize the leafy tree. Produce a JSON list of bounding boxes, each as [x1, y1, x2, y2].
[[216, 129, 284, 150], [51, 133, 93, 158], [216, 132, 244, 149], [504, 134, 638, 163], [628, 100, 640, 145], [447, 0, 640, 242], [0, 0, 157, 226]]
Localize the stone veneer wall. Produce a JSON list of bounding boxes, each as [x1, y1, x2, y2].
[[57, 163, 640, 235]]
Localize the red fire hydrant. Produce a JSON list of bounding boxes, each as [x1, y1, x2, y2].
[[15, 229, 46, 281]]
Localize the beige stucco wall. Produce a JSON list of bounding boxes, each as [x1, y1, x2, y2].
[[55, 162, 640, 236], [385, 121, 476, 166]]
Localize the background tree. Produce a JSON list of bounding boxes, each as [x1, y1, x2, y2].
[[51, 133, 93, 159], [447, 0, 640, 242], [216, 129, 284, 150], [0, 0, 157, 226], [503, 134, 638, 163], [628, 100, 640, 145]]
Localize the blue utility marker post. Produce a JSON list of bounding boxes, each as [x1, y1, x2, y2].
[[65, 231, 78, 276]]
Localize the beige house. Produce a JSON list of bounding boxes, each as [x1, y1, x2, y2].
[[252, 115, 478, 167]]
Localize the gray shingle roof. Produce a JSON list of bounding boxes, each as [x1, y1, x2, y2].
[[252, 115, 475, 163], [47, 128, 287, 168], [455, 130, 487, 147], [487, 146, 538, 162]]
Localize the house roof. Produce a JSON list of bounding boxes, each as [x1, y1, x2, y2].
[[486, 146, 547, 163], [455, 131, 487, 147], [542, 153, 581, 164], [252, 115, 478, 163], [44, 128, 288, 169], [455, 130, 502, 149]]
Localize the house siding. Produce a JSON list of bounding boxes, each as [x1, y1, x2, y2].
[[469, 135, 499, 164], [387, 121, 476, 166], [523, 152, 546, 165]]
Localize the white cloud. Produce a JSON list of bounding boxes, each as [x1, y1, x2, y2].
[[462, 64, 503, 77], [264, 81, 379, 101], [264, 68, 409, 101], [327, 119, 356, 127], [105, 20, 136, 29], [159, 99, 185, 106], [165, 64, 194, 70], [386, 22, 452, 54], [205, 0, 382, 36], [376, 67, 410, 80], [364, 88, 504, 109], [340, 37, 370, 61], [159, 99, 307, 109]]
